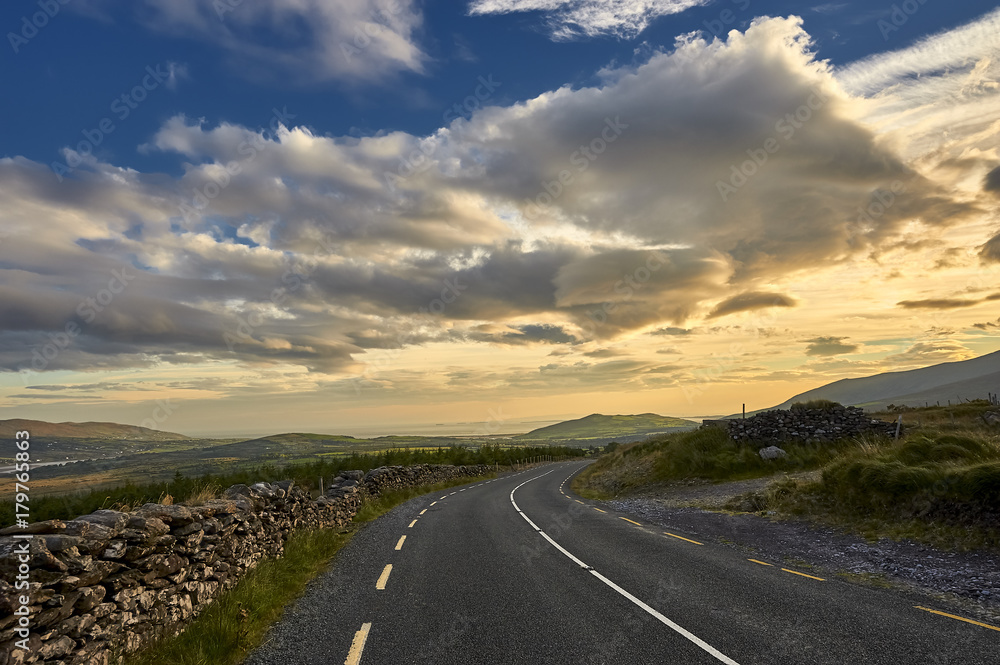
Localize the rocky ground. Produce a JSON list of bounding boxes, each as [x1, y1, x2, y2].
[[605, 475, 1000, 626]]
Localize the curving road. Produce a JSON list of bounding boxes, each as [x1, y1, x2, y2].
[[246, 461, 999, 664]]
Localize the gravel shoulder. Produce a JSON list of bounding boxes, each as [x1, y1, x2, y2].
[[602, 474, 1000, 626]]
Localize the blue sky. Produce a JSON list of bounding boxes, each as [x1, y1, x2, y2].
[[1, 1, 999, 436], [3, 1, 995, 176]]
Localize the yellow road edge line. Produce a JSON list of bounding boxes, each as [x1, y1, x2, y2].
[[619, 517, 642, 526], [593, 507, 606, 513], [914, 606, 1000, 632], [394, 536, 406, 551], [781, 568, 825, 581], [408, 519, 417, 528], [344, 622, 372, 665], [419, 509, 427, 515], [663, 531, 703, 545], [748, 558, 772, 566], [375, 564, 393, 590]]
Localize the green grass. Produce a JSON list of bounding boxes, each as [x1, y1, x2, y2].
[[352, 475, 495, 523], [514, 413, 697, 441], [119, 474, 493, 665], [573, 401, 1000, 551], [572, 426, 854, 498]]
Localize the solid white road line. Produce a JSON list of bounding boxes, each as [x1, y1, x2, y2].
[[510, 471, 742, 665], [376, 564, 393, 590], [345, 622, 371, 665]]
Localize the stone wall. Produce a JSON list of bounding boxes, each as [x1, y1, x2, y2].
[[0, 464, 493, 665], [728, 406, 899, 445]]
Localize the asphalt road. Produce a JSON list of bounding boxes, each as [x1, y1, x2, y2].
[[246, 461, 1000, 664]]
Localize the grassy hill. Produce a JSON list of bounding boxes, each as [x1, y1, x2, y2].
[[0, 419, 189, 440], [514, 413, 698, 441], [771, 350, 1000, 411]]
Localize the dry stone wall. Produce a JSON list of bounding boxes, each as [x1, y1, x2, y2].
[[0, 463, 493, 665], [728, 406, 899, 445]]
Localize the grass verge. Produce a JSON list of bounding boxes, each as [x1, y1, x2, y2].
[[572, 426, 854, 499], [353, 474, 495, 523], [119, 473, 494, 665], [573, 401, 1000, 551]]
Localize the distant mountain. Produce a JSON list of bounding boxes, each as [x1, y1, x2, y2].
[[514, 413, 698, 441], [0, 419, 189, 440], [772, 350, 1000, 411]]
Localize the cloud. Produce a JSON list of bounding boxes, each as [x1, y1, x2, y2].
[[805, 336, 857, 356], [884, 340, 976, 365], [468, 324, 578, 345], [78, 0, 428, 84], [897, 298, 980, 309], [582, 348, 625, 358], [1, 16, 994, 382], [650, 326, 692, 336], [837, 8, 1000, 97], [707, 292, 797, 319], [985, 165, 1000, 194], [467, 0, 709, 40], [982, 234, 1000, 263]]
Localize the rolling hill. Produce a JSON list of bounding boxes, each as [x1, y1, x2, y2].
[[514, 413, 698, 441], [0, 419, 189, 441], [772, 350, 1000, 411]]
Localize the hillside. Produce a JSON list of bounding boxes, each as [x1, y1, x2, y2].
[[0, 419, 189, 441], [514, 413, 698, 441], [771, 350, 1000, 411]]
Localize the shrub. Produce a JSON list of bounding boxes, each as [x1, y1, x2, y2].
[[790, 399, 843, 411]]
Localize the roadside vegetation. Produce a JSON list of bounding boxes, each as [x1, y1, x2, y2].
[[1, 444, 583, 527], [118, 474, 486, 665], [573, 400, 1000, 550]]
